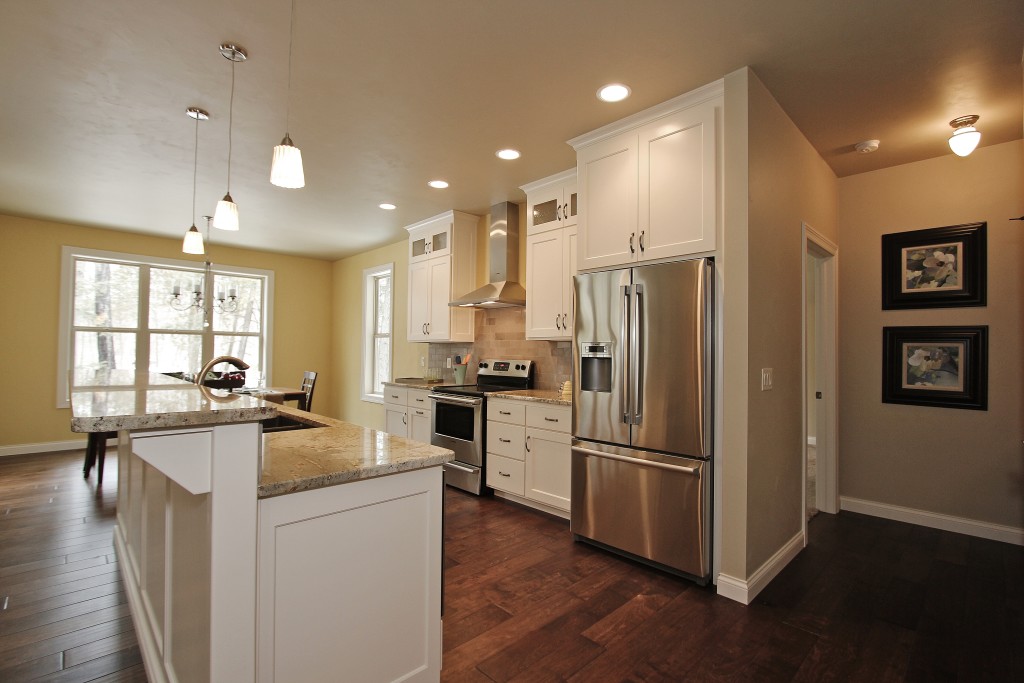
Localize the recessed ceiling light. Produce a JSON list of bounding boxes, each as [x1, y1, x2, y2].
[[597, 83, 631, 102], [428, 180, 449, 189], [496, 149, 521, 160], [379, 203, 396, 210]]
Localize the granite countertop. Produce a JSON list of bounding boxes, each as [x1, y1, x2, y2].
[[383, 380, 444, 391], [70, 371, 454, 497], [486, 389, 572, 406]]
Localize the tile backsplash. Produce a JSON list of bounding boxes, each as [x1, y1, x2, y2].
[[427, 308, 571, 389]]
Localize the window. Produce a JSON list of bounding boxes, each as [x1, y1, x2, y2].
[[361, 263, 393, 402], [58, 247, 273, 407]]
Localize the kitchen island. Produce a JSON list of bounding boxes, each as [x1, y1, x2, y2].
[[71, 371, 452, 683]]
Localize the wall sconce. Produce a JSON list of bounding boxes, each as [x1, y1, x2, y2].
[[948, 115, 981, 157]]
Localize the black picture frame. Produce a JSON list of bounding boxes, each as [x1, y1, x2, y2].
[[881, 222, 986, 309], [882, 326, 987, 410]]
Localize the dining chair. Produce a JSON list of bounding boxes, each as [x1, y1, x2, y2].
[[84, 431, 117, 485], [300, 371, 317, 412]]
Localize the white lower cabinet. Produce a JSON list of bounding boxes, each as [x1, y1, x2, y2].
[[384, 386, 432, 444], [487, 399, 571, 516]]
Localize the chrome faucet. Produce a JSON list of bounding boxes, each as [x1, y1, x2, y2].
[[195, 355, 250, 385]]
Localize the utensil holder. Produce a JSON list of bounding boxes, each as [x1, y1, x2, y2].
[[453, 365, 467, 384]]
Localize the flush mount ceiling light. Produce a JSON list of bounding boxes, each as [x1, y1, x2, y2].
[[597, 83, 631, 102], [270, 0, 305, 189], [379, 203, 396, 210], [182, 107, 209, 255], [854, 139, 880, 154], [428, 180, 449, 189], [948, 115, 981, 157], [496, 149, 521, 160], [213, 43, 247, 231]]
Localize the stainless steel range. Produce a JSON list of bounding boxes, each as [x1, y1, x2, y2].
[[430, 359, 534, 495]]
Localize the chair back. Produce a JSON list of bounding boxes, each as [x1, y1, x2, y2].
[[300, 371, 317, 411]]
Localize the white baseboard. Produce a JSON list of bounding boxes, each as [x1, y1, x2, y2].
[[0, 439, 88, 457], [840, 496, 1024, 546], [715, 530, 805, 605]]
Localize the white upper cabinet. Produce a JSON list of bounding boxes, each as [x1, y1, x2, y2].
[[522, 170, 579, 340], [572, 82, 721, 271], [521, 169, 578, 235], [406, 211, 477, 342]]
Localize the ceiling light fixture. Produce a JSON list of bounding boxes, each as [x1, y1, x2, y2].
[[597, 83, 631, 102], [948, 115, 981, 157], [213, 43, 247, 231], [496, 149, 521, 160], [182, 107, 209, 255], [428, 180, 449, 189], [270, 0, 305, 188], [379, 203, 396, 210]]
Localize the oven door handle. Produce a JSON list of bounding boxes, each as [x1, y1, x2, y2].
[[429, 394, 483, 406], [444, 461, 479, 474]]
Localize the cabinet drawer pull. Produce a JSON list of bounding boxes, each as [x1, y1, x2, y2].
[[629, 232, 635, 254], [544, 417, 559, 422], [414, 397, 425, 402], [526, 436, 531, 452], [390, 394, 399, 399], [499, 438, 511, 443], [499, 471, 511, 478], [499, 410, 512, 416], [639, 230, 645, 251], [415, 410, 425, 415]]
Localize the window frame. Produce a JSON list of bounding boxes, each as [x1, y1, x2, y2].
[[360, 262, 394, 403], [57, 246, 274, 408]]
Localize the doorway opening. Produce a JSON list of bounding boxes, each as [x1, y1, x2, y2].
[[803, 224, 838, 539]]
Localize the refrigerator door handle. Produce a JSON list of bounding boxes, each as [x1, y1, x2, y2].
[[572, 445, 701, 476], [621, 284, 631, 424], [633, 283, 644, 425]]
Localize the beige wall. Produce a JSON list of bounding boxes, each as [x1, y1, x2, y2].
[[0, 214, 334, 448], [837, 140, 1023, 529]]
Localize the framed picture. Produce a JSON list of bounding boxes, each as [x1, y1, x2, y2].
[[881, 222, 986, 309], [882, 326, 988, 410]]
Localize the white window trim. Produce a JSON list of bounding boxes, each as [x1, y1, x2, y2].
[[360, 262, 394, 403], [57, 246, 274, 408]]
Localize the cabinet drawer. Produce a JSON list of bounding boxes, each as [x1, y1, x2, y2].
[[526, 404, 571, 433], [383, 386, 408, 406], [488, 399, 526, 425], [407, 389, 432, 408], [487, 421, 525, 460], [487, 454, 524, 495]]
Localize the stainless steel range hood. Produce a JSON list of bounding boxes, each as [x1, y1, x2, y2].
[[449, 202, 526, 308]]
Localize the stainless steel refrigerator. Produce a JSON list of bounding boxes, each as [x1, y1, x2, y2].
[[571, 257, 712, 582]]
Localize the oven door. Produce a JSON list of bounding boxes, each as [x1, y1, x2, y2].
[[429, 394, 483, 467]]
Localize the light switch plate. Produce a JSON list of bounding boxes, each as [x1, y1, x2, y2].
[[761, 368, 773, 391]]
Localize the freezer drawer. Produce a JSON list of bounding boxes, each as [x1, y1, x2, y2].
[[570, 440, 709, 580]]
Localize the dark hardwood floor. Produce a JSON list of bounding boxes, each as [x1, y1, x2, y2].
[[1, 451, 1020, 682]]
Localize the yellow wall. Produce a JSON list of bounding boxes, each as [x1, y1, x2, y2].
[[0, 214, 334, 448], [837, 140, 1023, 528]]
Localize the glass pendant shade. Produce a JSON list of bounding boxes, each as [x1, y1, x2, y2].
[[948, 127, 981, 157], [270, 135, 305, 188], [182, 224, 205, 254], [213, 193, 239, 231]]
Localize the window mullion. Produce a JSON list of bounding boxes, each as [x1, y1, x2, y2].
[[138, 265, 151, 374]]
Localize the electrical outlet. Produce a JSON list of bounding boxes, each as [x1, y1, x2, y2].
[[446, 357, 452, 368], [761, 368, 773, 391], [419, 355, 426, 368]]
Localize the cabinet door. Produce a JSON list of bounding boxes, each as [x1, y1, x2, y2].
[[561, 180, 578, 229], [527, 184, 565, 234], [385, 407, 408, 437], [525, 427, 571, 511], [407, 260, 430, 341], [409, 408, 432, 444], [426, 256, 451, 340], [637, 100, 717, 260], [409, 220, 451, 263], [525, 230, 566, 339], [562, 226, 577, 337], [577, 133, 638, 270]]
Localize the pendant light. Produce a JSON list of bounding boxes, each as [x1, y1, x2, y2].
[[213, 43, 247, 231], [182, 107, 209, 255], [270, 0, 305, 188], [948, 115, 981, 157]]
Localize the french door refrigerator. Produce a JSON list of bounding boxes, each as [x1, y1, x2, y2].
[[571, 257, 712, 582]]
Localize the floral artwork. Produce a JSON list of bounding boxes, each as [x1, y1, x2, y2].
[[901, 342, 963, 391], [901, 243, 962, 292], [883, 326, 987, 410], [881, 222, 985, 309]]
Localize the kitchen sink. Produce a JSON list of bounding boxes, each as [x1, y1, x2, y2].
[[260, 415, 329, 433]]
